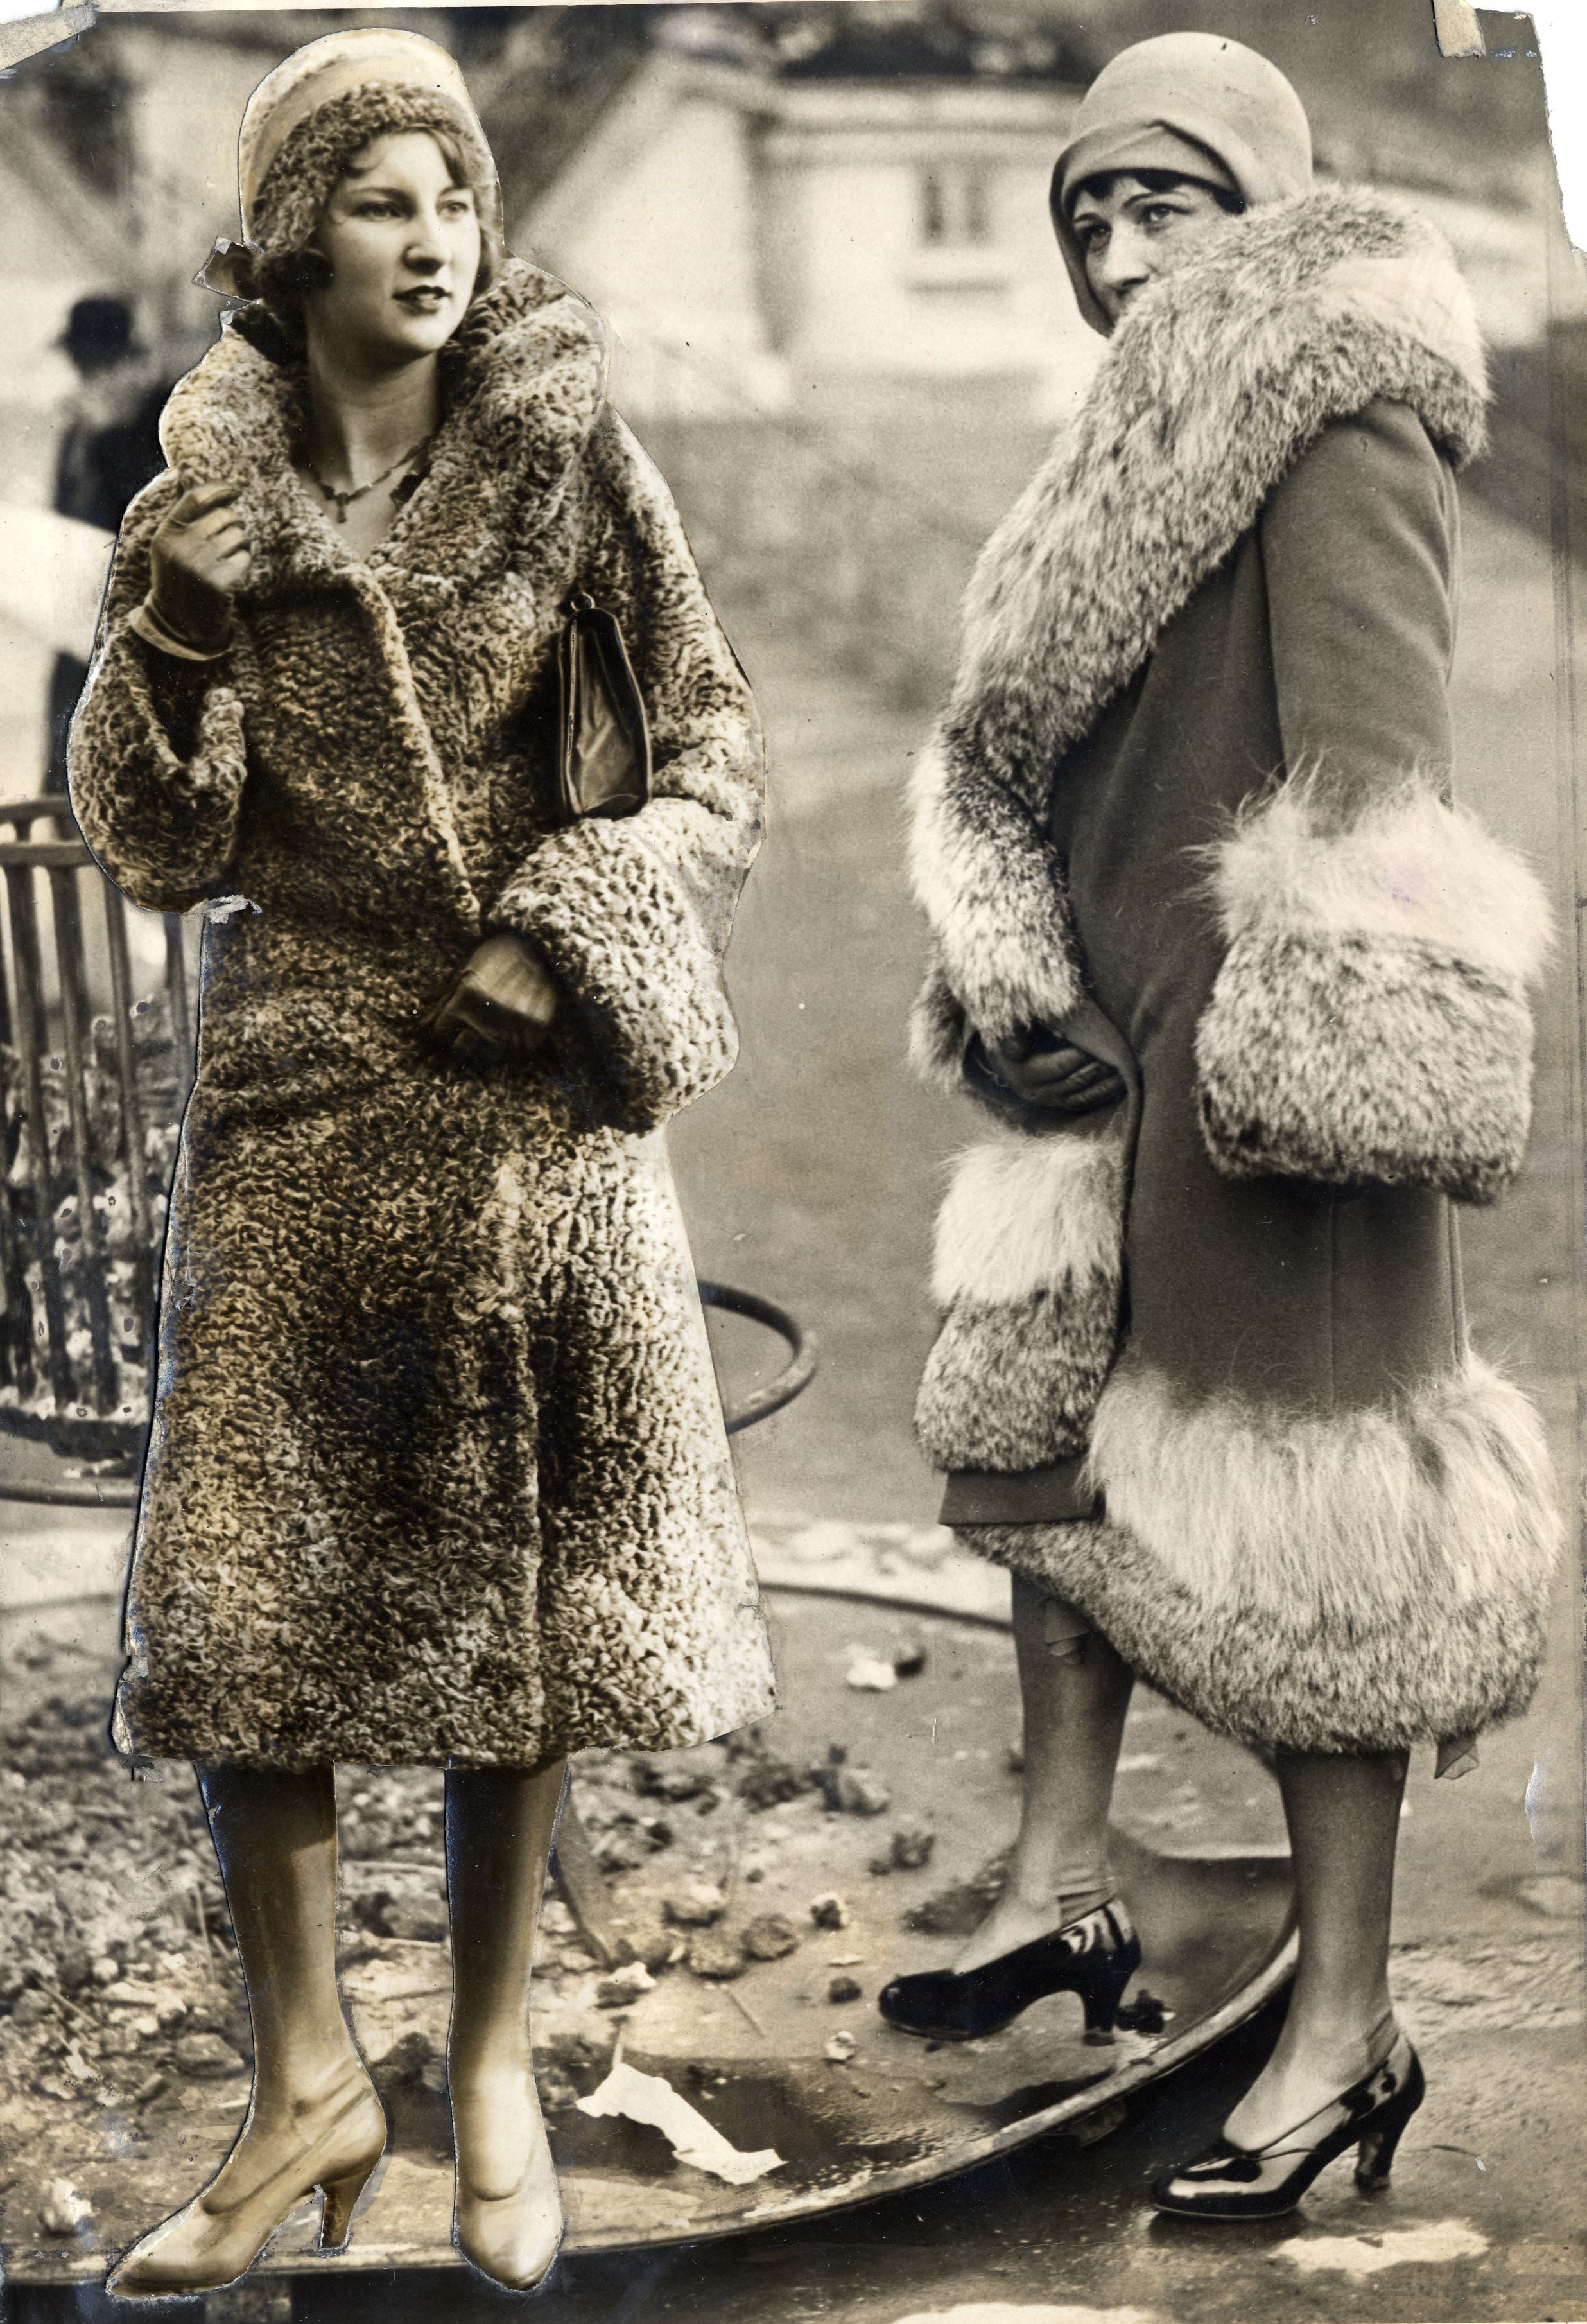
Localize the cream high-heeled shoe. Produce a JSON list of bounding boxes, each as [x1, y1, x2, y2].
[[452, 2083, 564, 2291], [107, 2070, 388, 2298]]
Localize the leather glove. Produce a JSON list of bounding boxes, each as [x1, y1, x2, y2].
[[978, 1027, 1126, 1114], [422, 934, 558, 1065]]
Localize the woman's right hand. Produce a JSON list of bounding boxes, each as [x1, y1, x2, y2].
[[982, 1027, 1125, 1113], [422, 934, 559, 1065], [148, 482, 252, 651]]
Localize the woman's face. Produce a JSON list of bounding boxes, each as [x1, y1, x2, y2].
[[1070, 175, 1239, 326], [301, 130, 482, 371]]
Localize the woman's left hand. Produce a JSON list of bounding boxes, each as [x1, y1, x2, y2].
[[981, 1028, 1125, 1113], [423, 934, 558, 1063]]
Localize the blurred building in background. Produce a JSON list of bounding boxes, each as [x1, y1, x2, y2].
[[0, 0, 1568, 785]]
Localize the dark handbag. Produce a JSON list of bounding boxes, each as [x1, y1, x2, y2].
[[555, 591, 652, 823]]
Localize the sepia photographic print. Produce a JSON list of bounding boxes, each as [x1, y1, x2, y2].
[[0, 5, 1581, 2321]]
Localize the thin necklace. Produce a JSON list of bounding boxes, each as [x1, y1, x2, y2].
[[305, 434, 431, 524]]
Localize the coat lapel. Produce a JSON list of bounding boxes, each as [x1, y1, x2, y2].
[[159, 259, 607, 606], [156, 262, 609, 929]]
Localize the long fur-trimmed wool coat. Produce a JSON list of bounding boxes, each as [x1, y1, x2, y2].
[[70, 258, 777, 1769], [910, 188, 1559, 1757]]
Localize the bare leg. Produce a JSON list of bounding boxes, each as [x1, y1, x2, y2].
[[1224, 1749, 1407, 2149], [109, 1764, 383, 2293], [444, 1758, 567, 2288], [955, 1576, 1134, 1971]]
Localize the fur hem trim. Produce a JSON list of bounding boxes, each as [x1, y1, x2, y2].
[[1194, 772, 1547, 1201], [941, 188, 1486, 814], [966, 1513, 1550, 1755], [1084, 1350, 1561, 1630], [906, 736, 1082, 1050], [916, 1119, 1126, 1471]]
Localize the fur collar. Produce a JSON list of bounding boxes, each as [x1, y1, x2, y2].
[[939, 185, 1486, 805], [157, 258, 607, 608]]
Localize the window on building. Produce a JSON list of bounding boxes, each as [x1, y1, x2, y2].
[[919, 164, 993, 247]]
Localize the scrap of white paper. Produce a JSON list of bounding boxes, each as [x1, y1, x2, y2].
[[576, 2060, 785, 2187]]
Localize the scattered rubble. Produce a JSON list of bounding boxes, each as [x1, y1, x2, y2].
[[686, 1932, 746, 1982], [810, 1892, 851, 1930], [379, 1896, 449, 1944], [810, 1750, 891, 1817], [39, 2178, 91, 2235], [889, 1824, 936, 1871], [824, 2031, 858, 2064], [663, 1880, 727, 1928], [828, 1973, 863, 2004], [594, 1961, 655, 2009], [740, 1914, 801, 1963], [734, 1753, 809, 1810], [846, 1638, 928, 1690], [614, 1921, 683, 1973], [172, 2031, 246, 2079], [1115, 1990, 1170, 2035]]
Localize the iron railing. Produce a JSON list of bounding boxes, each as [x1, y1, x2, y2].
[[0, 805, 815, 1503], [0, 799, 191, 1474]]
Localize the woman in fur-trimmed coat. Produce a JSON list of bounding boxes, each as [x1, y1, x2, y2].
[[883, 33, 1559, 2219], [71, 31, 773, 2297]]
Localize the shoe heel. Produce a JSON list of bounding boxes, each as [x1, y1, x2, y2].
[[1353, 2120, 1405, 2189], [1082, 1986, 1120, 2039], [1079, 1927, 1142, 2041], [1353, 2049, 1425, 2192], [320, 2160, 378, 2251]]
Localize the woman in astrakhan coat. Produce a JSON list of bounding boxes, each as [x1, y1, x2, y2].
[[69, 29, 775, 2296], [882, 33, 1559, 2217]]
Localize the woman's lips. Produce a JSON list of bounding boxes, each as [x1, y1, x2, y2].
[[395, 286, 449, 310]]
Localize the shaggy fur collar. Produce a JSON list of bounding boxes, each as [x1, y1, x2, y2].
[[908, 186, 1487, 1055], [937, 185, 1486, 808], [157, 257, 607, 608]]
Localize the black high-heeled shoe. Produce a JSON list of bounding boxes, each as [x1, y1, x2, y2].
[[878, 1899, 1140, 2042], [1152, 2031, 1425, 2220]]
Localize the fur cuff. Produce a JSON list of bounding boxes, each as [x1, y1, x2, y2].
[[493, 812, 738, 1131], [915, 1122, 1125, 1472], [962, 1350, 1559, 1752], [907, 735, 1082, 1052], [71, 626, 249, 914], [1195, 774, 1552, 1202]]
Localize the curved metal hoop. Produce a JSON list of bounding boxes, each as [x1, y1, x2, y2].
[[698, 1279, 819, 1435], [0, 1284, 819, 1507]]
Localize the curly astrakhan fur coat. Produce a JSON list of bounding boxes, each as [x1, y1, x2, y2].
[[70, 259, 776, 1769], [910, 188, 1559, 1757]]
